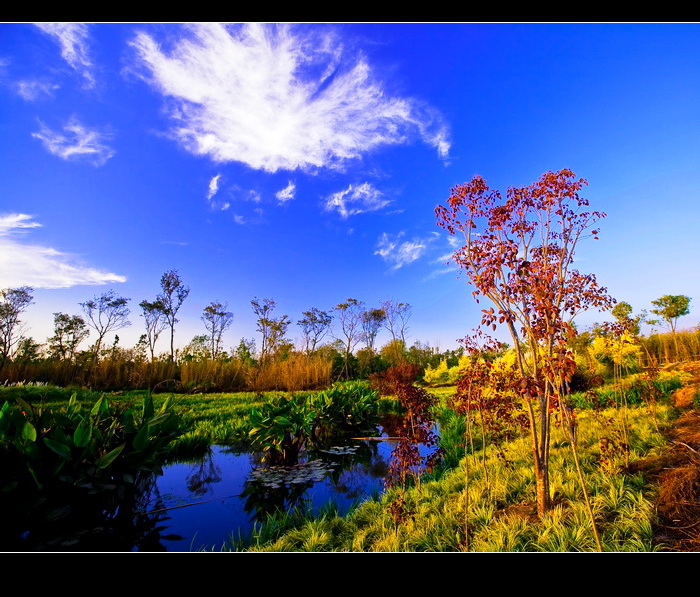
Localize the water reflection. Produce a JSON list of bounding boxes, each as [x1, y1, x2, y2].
[[3, 422, 438, 551], [2, 471, 172, 552], [146, 439, 392, 551]]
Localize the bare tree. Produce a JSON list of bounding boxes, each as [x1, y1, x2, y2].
[[157, 270, 190, 362], [251, 297, 291, 363], [202, 301, 234, 360], [0, 286, 34, 363], [361, 307, 386, 352], [80, 290, 131, 360], [298, 307, 333, 353], [139, 299, 167, 361], [381, 300, 412, 345], [334, 298, 364, 379]]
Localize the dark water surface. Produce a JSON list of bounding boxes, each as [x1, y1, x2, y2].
[[144, 438, 396, 551], [3, 439, 397, 552], [5, 417, 442, 551]]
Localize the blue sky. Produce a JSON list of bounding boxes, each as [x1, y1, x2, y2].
[[1, 22, 699, 355]]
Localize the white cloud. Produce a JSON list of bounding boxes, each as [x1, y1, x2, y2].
[[425, 234, 463, 278], [34, 22, 95, 88], [205, 173, 231, 211], [433, 232, 461, 263], [15, 79, 60, 101], [233, 187, 262, 203], [233, 214, 245, 224], [435, 251, 456, 264], [375, 231, 432, 270], [324, 182, 390, 218], [131, 23, 451, 173], [207, 174, 221, 200], [276, 181, 296, 203], [0, 214, 126, 289], [0, 214, 41, 234], [32, 117, 114, 166]]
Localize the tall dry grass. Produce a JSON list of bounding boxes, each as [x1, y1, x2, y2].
[[640, 328, 700, 367], [245, 354, 333, 392], [1, 353, 332, 393]]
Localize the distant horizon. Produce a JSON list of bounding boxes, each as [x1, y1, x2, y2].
[[2, 23, 699, 355]]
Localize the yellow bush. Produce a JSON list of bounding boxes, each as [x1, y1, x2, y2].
[[591, 333, 641, 371]]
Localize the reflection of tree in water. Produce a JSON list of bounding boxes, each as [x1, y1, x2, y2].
[[3, 471, 178, 552], [369, 366, 444, 489], [185, 451, 222, 496], [241, 459, 326, 522], [317, 442, 386, 500], [240, 438, 391, 522]]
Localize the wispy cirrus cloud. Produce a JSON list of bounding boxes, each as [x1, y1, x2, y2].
[[206, 173, 230, 210], [130, 22, 451, 173], [276, 181, 296, 203], [207, 174, 221, 200], [424, 234, 464, 279], [14, 79, 60, 101], [34, 22, 95, 88], [0, 214, 126, 289], [32, 117, 114, 166], [375, 231, 436, 270], [324, 182, 390, 218]]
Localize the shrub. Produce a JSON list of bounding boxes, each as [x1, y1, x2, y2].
[[311, 381, 379, 444], [248, 383, 381, 464], [248, 394, 314, 465], [0, 393, 189, 494]]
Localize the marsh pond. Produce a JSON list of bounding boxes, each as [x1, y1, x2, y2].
[[3, 424, 438, 552]]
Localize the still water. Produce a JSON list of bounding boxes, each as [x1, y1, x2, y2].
[[133, 438, 397, 551], [5, 418, 439, 551]]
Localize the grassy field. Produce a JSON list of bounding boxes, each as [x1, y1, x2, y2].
[[235, 401, 674, 552], [2, 373, 690, 552]]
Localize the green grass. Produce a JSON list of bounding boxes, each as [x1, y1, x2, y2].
[[231, 401, 674, 552], [0, 384, 302, 449], [2, 379, 679, 552]]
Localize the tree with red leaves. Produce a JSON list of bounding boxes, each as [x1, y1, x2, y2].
[[436, 169, 613, 518]]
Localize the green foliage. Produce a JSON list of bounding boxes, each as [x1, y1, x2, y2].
[[311, 381, 379, 442], [249, 394, 315, 464], [649, 295, 691, 334], [248, 382, 380, 464], [0, 392, 189, 495], [568, 374, 683, 410]]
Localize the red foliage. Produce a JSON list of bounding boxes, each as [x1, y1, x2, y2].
[[436, 169, 613, 516], [370, 364, 443, 488]]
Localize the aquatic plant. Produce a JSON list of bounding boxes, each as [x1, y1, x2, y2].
[[0, 392, 190, 548], [248, 394, 315, 465]]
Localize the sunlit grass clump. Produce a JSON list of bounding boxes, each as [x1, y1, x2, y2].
[[234, 403, 672, 552]]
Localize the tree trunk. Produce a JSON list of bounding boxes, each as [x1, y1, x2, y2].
[[534, 456, 551, 518]]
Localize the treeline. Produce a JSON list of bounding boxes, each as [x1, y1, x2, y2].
[[2, 274, 695, 392], [0, 274, 462, 392], [0, 337, 462, 393], [640, 330, 700, 366], [571, 298, 697, 375]]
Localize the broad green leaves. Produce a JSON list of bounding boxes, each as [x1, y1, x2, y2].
[[0, 392, 188, 496]]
